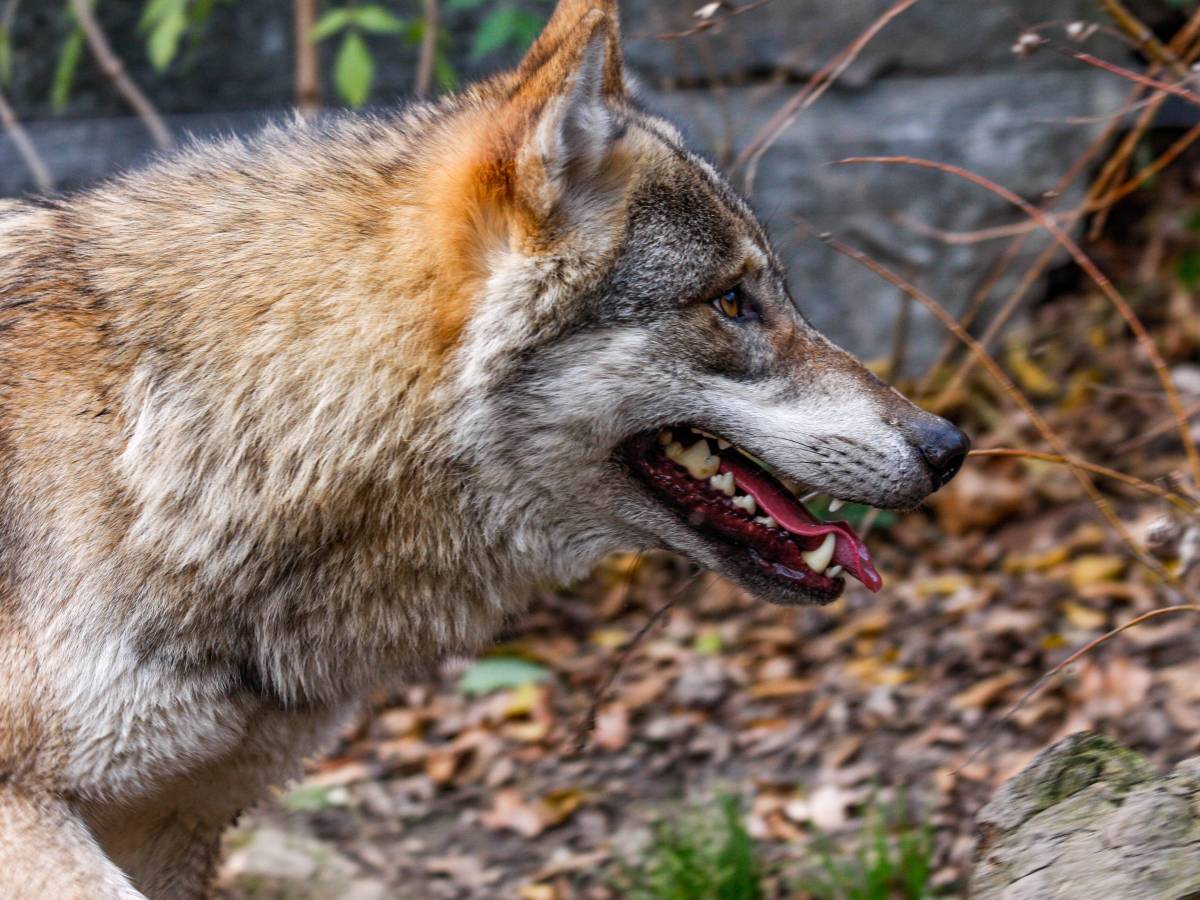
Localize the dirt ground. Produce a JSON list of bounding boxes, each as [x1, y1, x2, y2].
[[214, 170, 1200, 898]]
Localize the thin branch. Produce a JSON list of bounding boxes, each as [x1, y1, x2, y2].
[[839, 155, 1200, 491], [970, 449, 1197, 513], [734, 0, 919, 194], [415, 0, 439, 97], [573, 568, 707, 753], [800, 219, 1189, 592], [959, 605, 1200, 772], [651, 0, 775, 41], [923, 15, 1200, 398], [1065, 47, 1200, 107], [0, 87, 52, 192], [1097, 0, 1189, 75], [294, 0, 321, 117], [69, 0, 171, 149]]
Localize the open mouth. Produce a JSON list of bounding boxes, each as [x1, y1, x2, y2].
[[624, 427, 882, 603]]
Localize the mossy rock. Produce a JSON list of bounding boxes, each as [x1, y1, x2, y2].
[[973, 733, 1200, 900]]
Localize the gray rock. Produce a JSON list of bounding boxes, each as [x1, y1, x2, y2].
[[972, 733, 1200, 900]]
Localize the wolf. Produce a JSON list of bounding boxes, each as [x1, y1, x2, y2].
[[0, 1, 967, 896]]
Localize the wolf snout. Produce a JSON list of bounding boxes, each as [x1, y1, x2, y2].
[[905, 414, 970, 489]]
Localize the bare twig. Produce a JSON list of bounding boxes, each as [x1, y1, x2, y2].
[[0, 87, 52, 192], [1065, 47, 1200, 107], [574, 569, 707, 753], [924, 9, 1200, 399], [734, 0, 920, 194], [294, 0, 321, 117], [651, 0, 775, 41], [840, 155, 1200, 491], [69, 0, 171, 149], [801, 219, 1188, 591], [959, 605, 1200, 771], [416, 0, 439, 97], [1097, 0, 1189, 76], [970, 448, 1197, 513]]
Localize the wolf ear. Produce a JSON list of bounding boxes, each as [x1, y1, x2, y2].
[[494, 11, 626, 223], [518, 0, 626, 99]]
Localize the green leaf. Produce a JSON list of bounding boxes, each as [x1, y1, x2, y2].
[[458, 657, 550, 696], [435, 50, 457, 92], [310, 8, 353, 43], [139, 0, 181, 30], [353, 5, 407, 35], [507, 9, 545, 51], [0, 25, 12, 86], [147, 8, 189, 70], [335, 31, 375, 107], [50, 28, 85, 113], [472, 8, 543, 59], [282, 784, 349, 812], [447, 0, 486, 9]]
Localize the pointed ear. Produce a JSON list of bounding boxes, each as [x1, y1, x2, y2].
[[517, 0, 626, 99], [493, 11, 627, 223]]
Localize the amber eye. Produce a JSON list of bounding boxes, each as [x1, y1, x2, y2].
[[713, 288, 759, 322]]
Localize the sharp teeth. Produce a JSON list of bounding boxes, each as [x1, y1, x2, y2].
[[678, 440, 720, 480], [732, 494, 757, 516], [665, 441, 686, 463], [829, 498, 845, 513], [754, 516, 778, 529], [801, 534, 836, 575], [659, 430, 674, 446], [827, 565, 844, 579], [709, 472, 735, 496], [717, 439, 731, 450]]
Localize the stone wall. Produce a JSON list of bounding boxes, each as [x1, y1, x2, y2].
[[0, 1, 1135, 364]]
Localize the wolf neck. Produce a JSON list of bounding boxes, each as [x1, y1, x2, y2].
[[57, 108, 581, 704]]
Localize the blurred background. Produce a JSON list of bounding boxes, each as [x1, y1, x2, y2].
[[7, 1, 1200, 897]]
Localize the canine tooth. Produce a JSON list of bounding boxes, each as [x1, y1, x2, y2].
[[678, 440, 720, 479], [801, 534, 836, 574], [754, 516, 778, 529], [665, 441, 686, 463], [710, 472, 735, 496], [827, 565, 844, 579], [829, 498, 845, 513], [732, 494, 757, 515]]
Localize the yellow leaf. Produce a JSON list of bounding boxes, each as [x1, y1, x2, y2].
[[914, 574, 975, 597], [538, 788, 588, 827], [590, 628, 628, 649], [1005, 340, 1057, 398], [1040, 633, 1067, 651], [845, 658, 915, 686], [1069, 554, 1126, 590], [1062, 600, 1107, 631], [505, 683, 544, 718], [1003, 546, 1069, 575]]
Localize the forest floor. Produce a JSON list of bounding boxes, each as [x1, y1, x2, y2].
[[215, 160, 1200, 899]]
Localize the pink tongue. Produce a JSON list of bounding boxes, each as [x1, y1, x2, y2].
[[719, 455, 883, 592]]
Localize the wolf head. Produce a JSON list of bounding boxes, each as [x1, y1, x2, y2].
[[445, 0, 969, 606]]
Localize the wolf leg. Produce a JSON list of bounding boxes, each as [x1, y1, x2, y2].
[[97, 811, 225, 900], [0, 783, 145, 899]]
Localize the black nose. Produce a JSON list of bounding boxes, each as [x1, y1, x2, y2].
[[912, 416, 970, 488]]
